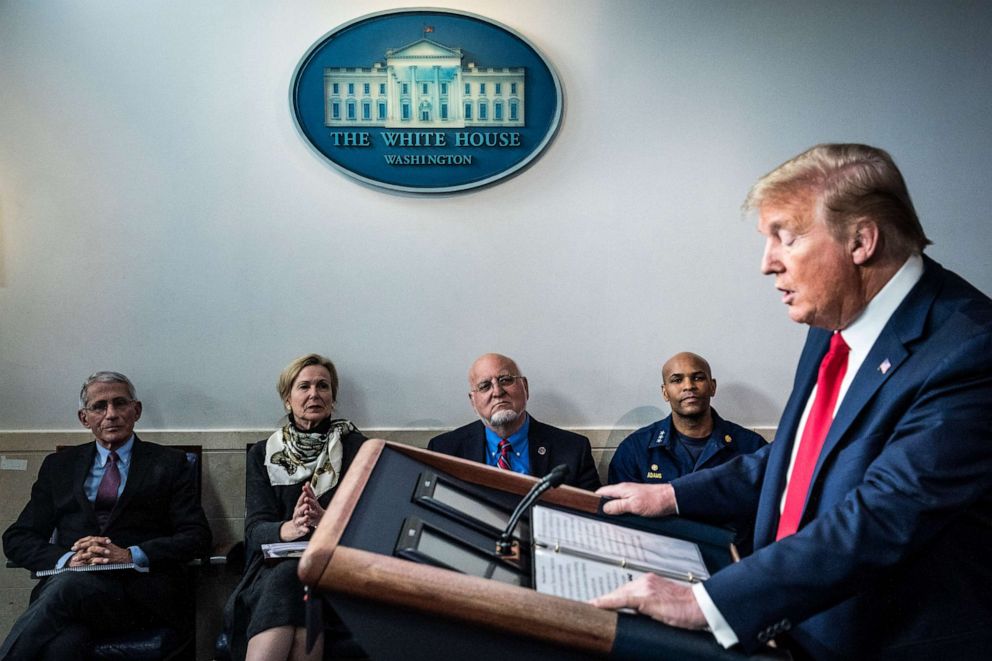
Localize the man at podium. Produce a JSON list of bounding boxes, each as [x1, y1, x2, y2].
[[429, 352, 601, 490], [592, 144, 992, 659]]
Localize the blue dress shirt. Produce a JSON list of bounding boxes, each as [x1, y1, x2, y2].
[[484, 414, 532, 475]]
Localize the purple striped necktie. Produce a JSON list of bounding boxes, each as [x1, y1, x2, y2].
[[95, 451, 121, 513]]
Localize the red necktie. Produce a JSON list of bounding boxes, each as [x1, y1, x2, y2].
[[777, 332, 850, 540], [497, 438, 512, 470], [95, 451, 121, 514]]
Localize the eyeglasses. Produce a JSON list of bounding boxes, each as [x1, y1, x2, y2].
[[81, 397, 136, 414], [471, 375, 525, 394]]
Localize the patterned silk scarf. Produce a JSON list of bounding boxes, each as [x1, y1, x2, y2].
[[264, 419, 354, 497]]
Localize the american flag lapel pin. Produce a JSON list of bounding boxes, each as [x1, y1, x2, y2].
[[879, 358, 891, 375]]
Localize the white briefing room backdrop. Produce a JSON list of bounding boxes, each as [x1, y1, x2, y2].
[[1, 0, 990, 434]]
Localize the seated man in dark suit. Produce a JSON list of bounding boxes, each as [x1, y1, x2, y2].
[[428, 353, 601, 490], [1, 371, 212, 661]]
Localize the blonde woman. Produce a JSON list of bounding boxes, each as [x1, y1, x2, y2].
[[225, 354, 366, 661]]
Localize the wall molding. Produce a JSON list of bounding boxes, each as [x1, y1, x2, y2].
[[0, 426, 777, 452]]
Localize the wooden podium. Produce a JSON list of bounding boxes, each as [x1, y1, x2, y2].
[[298, 440, 786, 660]]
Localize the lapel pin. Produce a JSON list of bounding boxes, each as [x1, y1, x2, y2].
[[537, 446, 546, 455], [879, 358, 891, 375]]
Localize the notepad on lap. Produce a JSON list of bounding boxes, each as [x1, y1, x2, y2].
[[36, 562, 149, 576]]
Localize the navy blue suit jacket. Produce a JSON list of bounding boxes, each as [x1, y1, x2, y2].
[[428, 416, 602, 491], [674, 257, 992, 658]]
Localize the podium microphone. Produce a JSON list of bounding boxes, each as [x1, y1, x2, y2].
[[496, 464, 569, 556]]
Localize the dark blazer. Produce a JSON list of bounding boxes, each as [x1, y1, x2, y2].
[[428, 416, 601, 491], [674, 257, 992, 658], [2, 437, 212, 622], [242, 428, 368, 565], [223, 427, 367, 661], [3, 436, 211, 571]]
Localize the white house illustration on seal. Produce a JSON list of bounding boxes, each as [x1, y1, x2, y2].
[[324, 38, 525, 128]]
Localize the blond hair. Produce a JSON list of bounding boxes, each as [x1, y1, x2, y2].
[[277, 353, 339, 403], [744, 144, 931, 259]]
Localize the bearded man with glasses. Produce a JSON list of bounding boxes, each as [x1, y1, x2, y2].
[[428, 353, 601, 490]]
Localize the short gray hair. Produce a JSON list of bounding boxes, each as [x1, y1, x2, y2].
[[79, 371, 137, 410]]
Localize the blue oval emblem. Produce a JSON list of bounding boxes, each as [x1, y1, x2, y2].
[[290, 9, 563, 194]]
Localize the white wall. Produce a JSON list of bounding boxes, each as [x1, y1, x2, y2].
[[2, 0, 990, 433]]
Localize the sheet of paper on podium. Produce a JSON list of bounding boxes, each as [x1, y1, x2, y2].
[[531, 505, 709, 602]]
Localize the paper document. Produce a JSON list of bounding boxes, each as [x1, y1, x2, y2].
[[37, 562, 149, 576], [531, 506, 709, 601], [262, 541, 309, 559], [533, 545, 647, 601]]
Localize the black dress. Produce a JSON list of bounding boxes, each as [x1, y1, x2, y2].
[[223, 424, 367, 661]]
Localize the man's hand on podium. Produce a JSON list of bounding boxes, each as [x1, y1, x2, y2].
[[595, 482, 677, 518], [589, 573, 707, 630]]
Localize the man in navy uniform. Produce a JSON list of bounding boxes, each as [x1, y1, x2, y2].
[[608, 351, 766, 485], [1, 371, 212, 660], [429, 353, 601, 491]]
